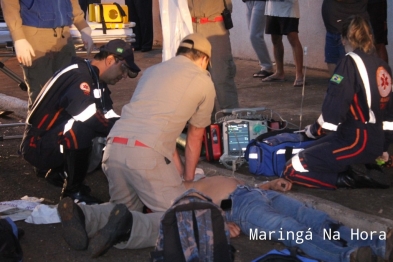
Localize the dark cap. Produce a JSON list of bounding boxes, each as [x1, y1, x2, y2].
[[100, 39, 141, 76], [179, 33, 211, 58]]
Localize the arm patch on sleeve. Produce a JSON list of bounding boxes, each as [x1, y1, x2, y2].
[[330, 74, 344, 84]]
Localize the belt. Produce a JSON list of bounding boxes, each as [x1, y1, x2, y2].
[[111, 137, 171, 164], [192, 16, 223, 24], [111, 137, 149, 148]]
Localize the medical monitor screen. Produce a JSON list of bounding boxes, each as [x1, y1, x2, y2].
[[227, 121, 250, 156]]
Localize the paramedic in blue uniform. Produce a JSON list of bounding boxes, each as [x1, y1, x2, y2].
[[1, 0, 94, 109], [282, 15, 393, 190], [20, 39, 140, 204]]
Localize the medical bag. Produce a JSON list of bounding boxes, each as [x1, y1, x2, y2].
[[204, 124, 223, 161], [245, 131, 315, 177]]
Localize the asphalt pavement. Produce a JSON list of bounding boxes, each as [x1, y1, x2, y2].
[[1, 47, 393, 261]]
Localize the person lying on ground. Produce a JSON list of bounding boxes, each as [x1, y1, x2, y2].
[[57, 176, 393, 261]]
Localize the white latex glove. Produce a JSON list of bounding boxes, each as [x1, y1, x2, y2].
[[80, 27, 93, 55], [304, 124, 316, 139], [14, 39, 35, 66]]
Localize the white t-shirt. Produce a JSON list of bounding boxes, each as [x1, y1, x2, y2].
[[265, 0, 300, 18]]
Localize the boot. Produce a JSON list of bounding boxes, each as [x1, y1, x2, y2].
[[349, 164, 390, 189], [57, 197, 89, 250], [89, 204, 133, 258], [336, 171, 357, 189], [60, 147, 102, 205]]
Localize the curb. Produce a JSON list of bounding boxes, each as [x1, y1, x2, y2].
[[197, 160, 393, 233], [0, 93, 27, 118]]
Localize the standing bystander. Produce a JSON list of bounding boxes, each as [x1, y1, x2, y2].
[[1, 0, 94, 108], [262, 0, 304, 87], [243, 0, 273, 79], [125, 0, 153, 52]]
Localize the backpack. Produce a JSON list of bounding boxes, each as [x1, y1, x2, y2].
[[252, 248, 318, 262], [245, 131, 315, 177], [150, 189, 235, 262], [0, 218, 23, 262]]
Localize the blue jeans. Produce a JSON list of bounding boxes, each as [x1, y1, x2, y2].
[[245, 1, 273, 71], [225, 186, 386, 262], [325, 32, 346, 64]]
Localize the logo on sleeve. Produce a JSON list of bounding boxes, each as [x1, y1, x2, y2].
[[377, 66, 392, 97], [330, 74, 344, 84], [80, 82, 90, 96]]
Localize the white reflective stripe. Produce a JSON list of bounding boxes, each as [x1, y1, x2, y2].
[[317, 114, 324, 126], [318, 113, 339, 131], [383, 121, 393, 130], [63, 118, 75, 134], [248, 153, 258, 159], [93, 89, 102, 98], [27, 64, 79, 124], [321, 122, 338, 131], [73, 103, 97, 122], [291, 154, 309, 172], [277, 148, 304, 155], [104, 109, 120, 119], [347, 52, 376, 124]]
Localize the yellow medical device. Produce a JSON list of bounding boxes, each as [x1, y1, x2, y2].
[[88, 3, 128, 24]]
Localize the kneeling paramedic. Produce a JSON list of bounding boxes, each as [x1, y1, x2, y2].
[[20, 39, 140, 204]]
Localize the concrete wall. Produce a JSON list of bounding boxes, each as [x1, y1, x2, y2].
[[149, 1, 392, 70]]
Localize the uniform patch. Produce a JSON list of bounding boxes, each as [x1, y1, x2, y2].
[[80, 82, 90, 95], [330, 74, 344, 84], [376, 66, 392, 97]]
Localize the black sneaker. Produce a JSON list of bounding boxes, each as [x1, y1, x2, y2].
[[89, 204, 133, 258], [349, 164, 391, 189], [253, 70, 274, 78], [57, 197, 89, 250]]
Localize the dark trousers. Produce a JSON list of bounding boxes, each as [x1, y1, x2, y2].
[[125, 0, 153, 50]]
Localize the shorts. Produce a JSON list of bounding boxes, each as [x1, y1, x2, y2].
[[324, 32, 346, 64], [367, 0, 388, 45], [265, 16, 299, 35]]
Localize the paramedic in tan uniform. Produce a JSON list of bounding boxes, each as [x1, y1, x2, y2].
[[187, 0, 239, 110], [1, 0, 93, 108], [103, 32, 215, 213]]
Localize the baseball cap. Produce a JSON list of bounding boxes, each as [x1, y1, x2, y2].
[[179, 33, 211, 58], [100, 39, 141, 77]]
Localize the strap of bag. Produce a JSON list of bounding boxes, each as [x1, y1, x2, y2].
[[347, 52, 376, 124], [99, 3, 127, 34]]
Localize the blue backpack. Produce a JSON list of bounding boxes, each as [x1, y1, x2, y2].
[[245, 131, 315, 177]]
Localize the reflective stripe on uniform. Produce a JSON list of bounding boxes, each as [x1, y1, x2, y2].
[[72, 103, 97, 122], [27, 64, 79, 123], [318, 114, 338, 131], [104, 109, 120, 119], [383, 121, 393, 130], [291, 154, 309, 173]]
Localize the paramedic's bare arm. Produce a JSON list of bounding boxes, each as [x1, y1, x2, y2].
[[173, 149, 184, 177], [183, 124, 205, 181], [1, 0, 24, 41], [71, 0, 89, 31], [259, 178, 292, 192]]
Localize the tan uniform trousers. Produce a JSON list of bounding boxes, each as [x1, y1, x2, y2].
[[21, 26, 76, 108], [80, 202, 162, 249], [102, 138, 187, 212]]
